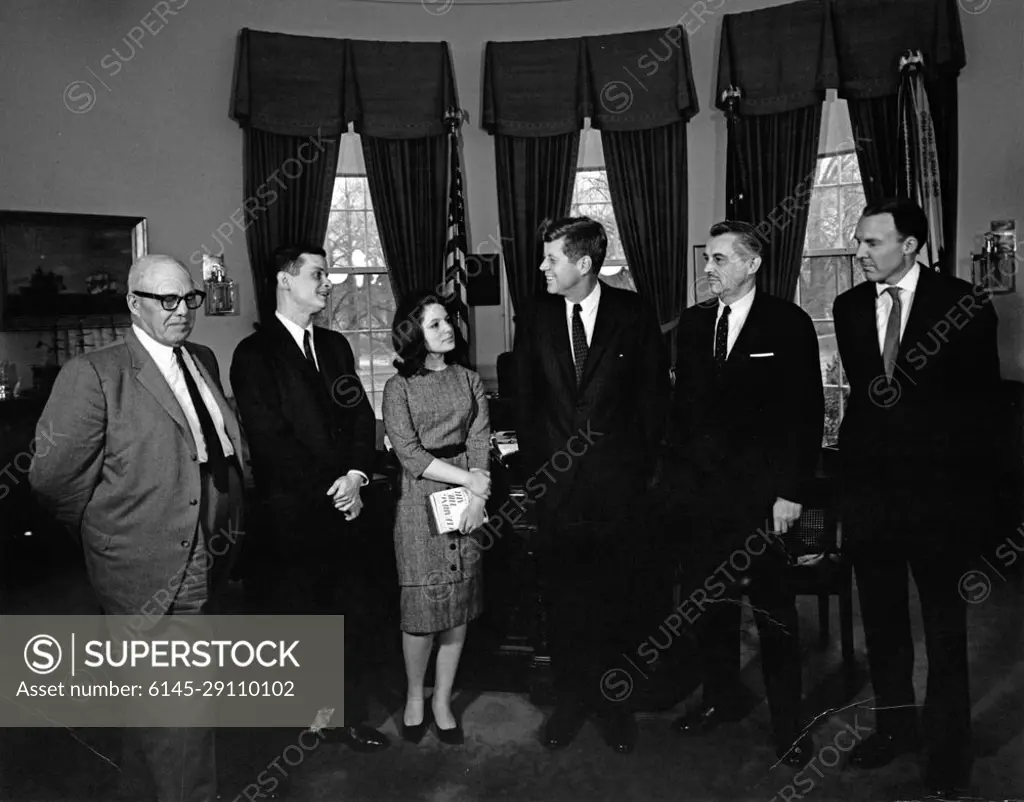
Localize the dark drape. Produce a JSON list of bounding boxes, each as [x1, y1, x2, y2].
[[727, 104, 824, 301], [231, 30, 457, 320], [846, 79, 958, 275], [493, 133, 580, 312], [361, 135, 449, 306], [587, 28, 698, 350], [846, 95, 901, 202], [484, 28, 698, 316], [242, 129, 340, 321], [603, 122, 689, 347], [833, 0, 966, 275]]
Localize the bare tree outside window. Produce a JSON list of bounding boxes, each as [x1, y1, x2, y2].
[[318, 174, 396, 417], [570, 169, 636, 293], [796, 147, 868, 446]]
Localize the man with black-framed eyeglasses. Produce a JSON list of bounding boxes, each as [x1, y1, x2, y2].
[[131, 288, 208, 311], [30, 254, 247, 801]]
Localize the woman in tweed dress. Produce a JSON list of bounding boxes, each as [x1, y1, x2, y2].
[[382, 291, 490, 745]]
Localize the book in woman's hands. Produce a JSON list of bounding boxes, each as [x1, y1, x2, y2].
[[428, 487, 473, 534]]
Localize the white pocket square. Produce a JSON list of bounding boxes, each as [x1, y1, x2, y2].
[[750, 352, 775, 358]]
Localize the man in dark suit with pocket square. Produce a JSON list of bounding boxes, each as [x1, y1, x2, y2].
[[668, 221, 823, 767], [230, 244, 388, 761], [834, 199, 1000, 796], [514, 216, 670, 754]]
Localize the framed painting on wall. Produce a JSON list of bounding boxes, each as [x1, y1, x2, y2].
[[0, 211, 147, 331]]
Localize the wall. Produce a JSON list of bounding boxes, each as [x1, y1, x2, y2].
[[0, 0, 1020, 394]]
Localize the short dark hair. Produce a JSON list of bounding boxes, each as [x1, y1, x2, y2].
[[709, 220, 763, 258], [861, 198, 928, 254], [391, 289, 469, 378], [273, 244, 327, 276], [538, 217, 608, 273]]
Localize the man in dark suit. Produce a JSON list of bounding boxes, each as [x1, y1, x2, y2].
[[834, 199, 999, 796], [30, 254, 247, 801], [514, 216, 669, 754], [230, 244, 388, 757], [668, 221, 823, 767]]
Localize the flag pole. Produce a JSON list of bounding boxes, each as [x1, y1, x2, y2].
[[444, 106, 471, 351]]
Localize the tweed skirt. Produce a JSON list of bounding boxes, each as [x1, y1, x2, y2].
[[399, 567, 483, 635]]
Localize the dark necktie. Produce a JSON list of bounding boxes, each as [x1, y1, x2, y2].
[[174, 347, 228, 492], [303, 330, 317, 370], [571, 303, 588, 387], [882, 286, 902, 380], [714, 304, 731, 371]]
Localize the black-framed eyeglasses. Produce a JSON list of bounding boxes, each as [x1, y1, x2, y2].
[[132, 290, 207, 311]]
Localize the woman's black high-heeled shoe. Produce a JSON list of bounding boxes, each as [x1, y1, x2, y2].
[[434, 709, 464, 746], [402, 704, 431, 744]]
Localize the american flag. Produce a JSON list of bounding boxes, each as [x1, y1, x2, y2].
[[444, 107, 470, 345], [898, 51, 944, 270]]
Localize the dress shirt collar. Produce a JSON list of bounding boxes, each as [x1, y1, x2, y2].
[[564, 279, 602, 316], [275, 310, 314, 350], [875, 263, 921, 297], [132, 323, 177, 368], [718, 284, 756, 318]]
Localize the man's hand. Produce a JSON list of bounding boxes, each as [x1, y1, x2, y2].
[[458, 497, 487, 534], [772, 497, 803, 534], [327, 474, 363, 511], [342, 495, 363, 521]]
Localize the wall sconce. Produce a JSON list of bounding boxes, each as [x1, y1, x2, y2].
[[202, 253, 239, 315], [972, 220, 1017, 295]]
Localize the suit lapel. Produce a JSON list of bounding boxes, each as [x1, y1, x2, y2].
[[895, 267, 936, 375], [851, 282, 885, 377], [726, 292, 762, 364], [549, 299, 576, 393], [127, 329, 195, 450], [580, 285, 623, 390], [269, 316, 325, 386]]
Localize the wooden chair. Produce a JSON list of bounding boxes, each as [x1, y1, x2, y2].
[[779, 449, 855, 667]]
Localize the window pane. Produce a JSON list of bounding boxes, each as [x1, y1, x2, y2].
[[836, 254, 858, 295], [823, 386, 842, 447], [364, 214, 386, 268], [571, 167, 635, 292], [368, 273, 397, 329], [816, 155, 840, 186], [840, 184, 866, 248], [840, 153, 861, 184], [799, 256, 837, 320], [806, 188, 840, 250], [815, 321, 838, 383], [324, 274, 361, 331], [599, 265, 636, 292]]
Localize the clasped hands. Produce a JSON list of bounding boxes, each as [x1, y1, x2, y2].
[[327, 472, 365, 521], [457, 468, 490, 535]]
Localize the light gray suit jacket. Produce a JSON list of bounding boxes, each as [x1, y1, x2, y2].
[[29, 328, 247, 616]]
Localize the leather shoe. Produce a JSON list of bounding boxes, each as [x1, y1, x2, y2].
[[318, 724, 390, 752], [402, 707, 432, 745], [776, 734, 814, 769], [924, 754, 972, 798], [542, 706, 587, 750], [848, 732, 919, 769], [601, 709, 637, 754], [435, 720, 465, 746], [671, 703, 742, 736]]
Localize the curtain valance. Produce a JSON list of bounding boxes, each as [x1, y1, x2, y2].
[[232, 29, 456, 138]]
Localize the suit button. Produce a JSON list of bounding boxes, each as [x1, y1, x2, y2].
[[449, 565, 458, 571], [191, 455, 198, 462], [449, 543, 457, 550], [180, 540, 189, 548], [189, 499, 198, 506]]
